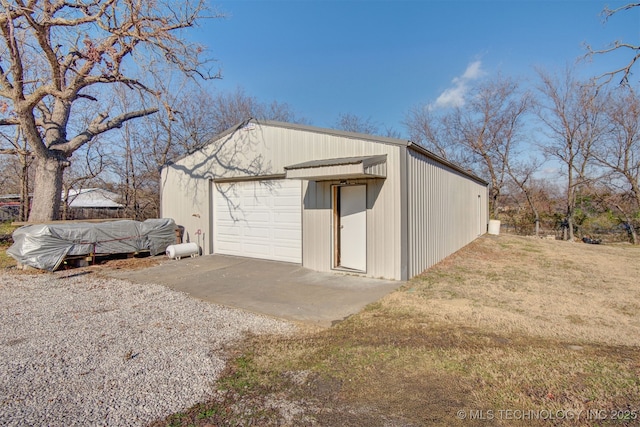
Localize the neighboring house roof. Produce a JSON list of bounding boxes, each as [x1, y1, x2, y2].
[[0, 190, 124, 209], [67, 188, 123, 208]]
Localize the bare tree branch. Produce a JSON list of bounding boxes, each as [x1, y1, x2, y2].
[[586, 3, 640, 85], [602, 2, 640, 19], [62, 107, 159, 154]]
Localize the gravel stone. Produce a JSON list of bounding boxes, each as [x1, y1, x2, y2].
[[0, 272, 296, 426]]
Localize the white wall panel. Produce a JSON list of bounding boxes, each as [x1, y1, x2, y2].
[[406, 149, 488, 277]]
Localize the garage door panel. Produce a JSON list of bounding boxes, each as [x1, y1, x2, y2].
[[245, 213, 271, 223], [216, 227, 240, 237], [272, 228, 299, 240], [214, 180, 302, 263], [274, 212, 301, 223], [241, 198, 262, 207], [242, 245, 270, 258], [274, 247, 300, 259], [274, 197, 300, 206], [242, 227, 271, 239], [216, 219, 239, 226], [216, 240, 242, 252]]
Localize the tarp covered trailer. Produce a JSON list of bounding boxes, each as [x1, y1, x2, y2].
[[7, 219, 176, 271]]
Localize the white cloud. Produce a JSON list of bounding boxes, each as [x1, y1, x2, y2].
[[433, 85, 468, 109], [461, 60, 483, 80], [431, 60, 484, 110]]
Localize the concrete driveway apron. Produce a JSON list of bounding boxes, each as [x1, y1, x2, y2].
[[106, 255, 403, 327]]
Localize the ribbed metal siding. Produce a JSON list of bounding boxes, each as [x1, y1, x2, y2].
[[301, 180, 331, 270], [406, 149, 488, 277], [160, 166, 212, 253], [302, 177, 400, 279]]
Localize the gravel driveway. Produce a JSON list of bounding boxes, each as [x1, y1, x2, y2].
[[0, 272, 295, 426]]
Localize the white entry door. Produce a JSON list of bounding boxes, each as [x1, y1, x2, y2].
[[214, 180, 302, 263], [338, 185, 367, 271]]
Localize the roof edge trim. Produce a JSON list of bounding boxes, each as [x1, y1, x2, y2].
[[406, 142, 488, 186]]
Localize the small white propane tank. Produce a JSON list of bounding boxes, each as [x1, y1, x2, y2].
[[166, 242, 200, 260]]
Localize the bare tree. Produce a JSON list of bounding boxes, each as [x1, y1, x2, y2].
[[504, 157, 546, 236], [536, 68, 606, 241], [0, 126, 33, 220], [335, 112, 400, 138], [107, 79, 181, 220], [206, 87, 306, 135], [405, 75, 530, 218], [336, 113, 380, 135], [451, 76, 531, 218], [586, 3, 640, 85], [0, 0, 217, 222], [592, 86, 640, 243], [404, 105, 457, 161]]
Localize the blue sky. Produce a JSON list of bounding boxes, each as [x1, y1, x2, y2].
[[193, 0, 639, 136]]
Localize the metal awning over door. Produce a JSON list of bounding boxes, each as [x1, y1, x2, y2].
[[284, 155, 387, 181]]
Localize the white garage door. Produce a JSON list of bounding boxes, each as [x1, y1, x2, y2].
[[214, 179, 302, 263]]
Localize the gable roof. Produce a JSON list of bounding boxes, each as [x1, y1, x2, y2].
[[167, 118, 488, 186]]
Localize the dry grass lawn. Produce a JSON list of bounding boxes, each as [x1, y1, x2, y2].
[[401, 235, 640, 346], [145, 235, 640, 426]]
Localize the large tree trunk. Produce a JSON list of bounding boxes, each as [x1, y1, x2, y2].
[[615, 204, 639, 245], [567, 216, 575, 241], [630, 225, 638, 245], [489, 184, 500, 220], [19, 153, 30, 222], [565, 170, 576, 241], [28, 155, 67, 222]]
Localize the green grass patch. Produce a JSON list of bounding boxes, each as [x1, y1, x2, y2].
[[0, 246, 16, 269], [0, 222, 17, 269], [217, 354, 263, 395], [0, 221, 17, 235]]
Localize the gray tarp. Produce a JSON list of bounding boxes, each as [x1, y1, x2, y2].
[[7, 219, 176, 271]]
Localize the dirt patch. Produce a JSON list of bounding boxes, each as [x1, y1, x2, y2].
[[87, 253, 164, 271], [1, 250, 165, 274]]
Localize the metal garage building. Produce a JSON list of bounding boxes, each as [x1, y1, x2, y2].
[[161, 119, 488, 280]]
